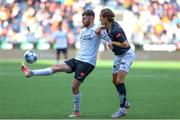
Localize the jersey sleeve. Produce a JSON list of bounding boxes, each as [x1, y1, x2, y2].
[[100, 29, 111, 42]]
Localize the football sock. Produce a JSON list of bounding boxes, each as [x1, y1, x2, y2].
[[115, 84, 119, 92], [118, 83, 127, 108], [73, 93, 81, 112], [31, 68, 53, 76]]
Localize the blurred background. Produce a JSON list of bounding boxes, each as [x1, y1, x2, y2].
[[0, 0, 180, 119], [0, 0, 179, 61]]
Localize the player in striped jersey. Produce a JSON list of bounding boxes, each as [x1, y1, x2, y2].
[[21, 10, 111, 118]]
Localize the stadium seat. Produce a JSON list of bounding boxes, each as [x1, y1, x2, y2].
[[20, 42, 34, 50], [36, 40, 50, 50], [0, 41, 13, 50]]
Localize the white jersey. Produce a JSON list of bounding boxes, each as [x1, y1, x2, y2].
[[52, 30, 68, 49], [75, 25, 102, 66]]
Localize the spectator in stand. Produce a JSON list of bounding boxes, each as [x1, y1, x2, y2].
[[0, 0, 179, 50]]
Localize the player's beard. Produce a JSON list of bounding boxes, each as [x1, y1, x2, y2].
[[83, 21, 90, 27]]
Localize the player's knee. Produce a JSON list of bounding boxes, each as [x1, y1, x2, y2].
[[112, 80, 116, 85], [116, 79, 124, 84], [117, 71, 126, 83], [112, 78, 116, 85], [112, 73, 118, 85], [72, 85, 79, 94], [116, 76, 125, 84], [51, 66, 58, 73]]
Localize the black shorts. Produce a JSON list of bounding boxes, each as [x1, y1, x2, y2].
[[65, 58, 95, 82], [56, 48, 67, 54]]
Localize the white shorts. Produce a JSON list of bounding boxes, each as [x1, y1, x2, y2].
[[112, 48, 135, 74]]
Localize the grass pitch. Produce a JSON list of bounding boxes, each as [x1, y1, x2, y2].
[[0, 59, 180, 119]]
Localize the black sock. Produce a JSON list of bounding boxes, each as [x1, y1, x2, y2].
[[115, 84, 119, 92], [118, 83, 126, 107]]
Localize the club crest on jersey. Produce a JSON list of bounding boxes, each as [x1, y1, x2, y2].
[[116, 33, 121, 38], [80, 72, 85, 77]]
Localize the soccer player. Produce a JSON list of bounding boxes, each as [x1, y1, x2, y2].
[[97, 8, 135, 118], [21, 10, 111, 118], [51, 21, 68, 64]]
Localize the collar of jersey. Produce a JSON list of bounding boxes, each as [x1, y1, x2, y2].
[[111, 21, 116, 31], [86, 24, 95, 30]]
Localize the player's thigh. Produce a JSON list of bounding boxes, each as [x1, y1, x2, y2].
[[62, 48, 68, 54], [119, 49, 135, 72], [52, 58, 76, 72], [112, 56, 121, 84], [51, 63, 71, 72], [56, 49, 61, 55], [112, 55, 121, 74], [117, 60, 132, 83], [64, 58, 77, 73], [75, 61, 95, 82]]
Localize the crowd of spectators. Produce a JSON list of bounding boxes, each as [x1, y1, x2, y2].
[[0, 0, 179, 50], [106, 0, 180, 46]]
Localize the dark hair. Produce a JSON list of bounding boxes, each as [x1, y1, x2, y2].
[[82, 10, 95, 17], [100, 8, 115, 22]]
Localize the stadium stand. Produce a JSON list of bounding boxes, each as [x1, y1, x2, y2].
[[0, 0, 179, 51]]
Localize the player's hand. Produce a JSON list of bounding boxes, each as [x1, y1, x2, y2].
[[107, 42, 113, 49], [95, 25, 106, 35]]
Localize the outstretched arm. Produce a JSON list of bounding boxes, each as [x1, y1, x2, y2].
[[95, 25, 106, 35], [96, 25, 112, 42], [111, 40, 130, 48]]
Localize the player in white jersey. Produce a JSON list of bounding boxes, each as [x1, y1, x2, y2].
[[21, 10, 111, 118], [51, 21, 68, 63]]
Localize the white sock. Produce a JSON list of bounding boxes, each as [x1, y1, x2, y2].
[[73, 93, 81, 112], [31, 68, 53, 76]]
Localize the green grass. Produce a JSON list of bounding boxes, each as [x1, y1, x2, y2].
[[0, 59, 180, 119]]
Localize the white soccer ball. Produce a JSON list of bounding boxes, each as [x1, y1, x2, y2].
[[24, 50, 37, 64]]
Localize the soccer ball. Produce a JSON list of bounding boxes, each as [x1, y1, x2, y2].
[[24, 50, 37, 64]]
